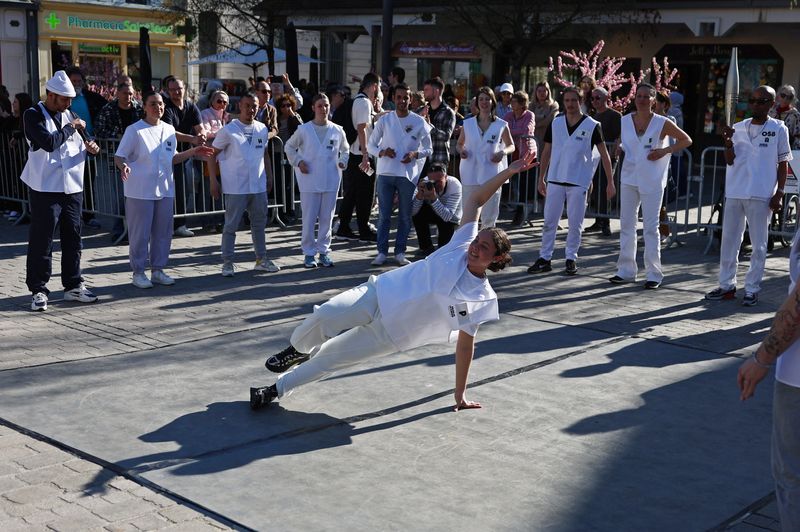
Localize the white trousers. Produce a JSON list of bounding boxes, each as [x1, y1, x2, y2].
[[539, 183, 587, 261], [276, 278, 397, 397], [718, 197, 772, 294], [616, 184, 664, 282], [300, 191, 338, 256], [462, 185, 501, 227]]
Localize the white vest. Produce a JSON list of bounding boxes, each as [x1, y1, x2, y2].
[[214, 120, 269, 195], [288, 122, 345, 193], [375, 222, 499, 351], [547, 114, 600, 189], [459, 116, 509, 186], [777, 230, 800, 387], [20, 103, 87, 194], [620, 113, 670, 194], [116, 120, 177, 200], [725, 118, 790, 200], [373, 111, 431, 182]]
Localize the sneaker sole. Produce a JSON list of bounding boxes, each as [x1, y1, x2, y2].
[[705, 292, 736, 301], [151, 280, 175, 286], [132, 283, 153, 289], [335, 235, 358, 241]]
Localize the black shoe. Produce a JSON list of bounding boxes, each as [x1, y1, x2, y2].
[[644, 280, 661, 289], [417, 247, 436, 257], [335, 227, 358, 241], [609, 275, 633, 284], [511, 206, 525, 226], [358, 230, 377, 243], [601, 224, 612, 237], [250, 385, 277, 410], [583, 221, 602, 233], [565, 259, 578, 275], [527, 258, 552, 274], [265, 345, 310, 373]]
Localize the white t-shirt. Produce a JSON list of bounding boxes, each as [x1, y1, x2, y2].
[[449, 267, 488, 336], [115, 119, 177, 200], [349, 95, 374, 156]]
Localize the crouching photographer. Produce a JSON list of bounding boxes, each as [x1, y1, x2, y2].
[[412, 162, 463, 255]]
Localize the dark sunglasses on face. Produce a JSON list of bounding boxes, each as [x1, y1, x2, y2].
[[749, 97, 772, 105], [216, 100, 228, 105], [780, 93, 794, 99], [259, 88, 271, 93]]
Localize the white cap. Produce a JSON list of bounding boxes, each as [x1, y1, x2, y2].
[[45, 71, 76, 98], [499, 82, 514, 94]]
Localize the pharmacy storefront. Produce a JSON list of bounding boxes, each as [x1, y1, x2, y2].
[[37, 1, 186, 92]]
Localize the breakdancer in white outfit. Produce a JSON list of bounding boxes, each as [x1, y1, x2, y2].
[[250, 151, 538, 411]]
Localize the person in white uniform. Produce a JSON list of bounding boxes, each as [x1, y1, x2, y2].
[[249, 151, 538, 411], [457, 86, 515, 227], [737, 229, 800, 531], [367, 83, 432, 266], [527, 87, 615, 276], [284, 93, 349, 268], [114, 92, 213, 288], [610, 83, 692, 289], [21, 70, 101, 311], [705, 86, 791, 307], [210, 92, 279, 277]]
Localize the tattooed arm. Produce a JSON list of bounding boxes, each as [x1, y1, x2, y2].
[[738, 285, 800, 400]]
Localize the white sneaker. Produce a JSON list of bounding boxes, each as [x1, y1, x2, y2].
[[64, 283, 98, 303], [31, 292, 47, 311], [222, 262, 235, 277], [254, 258, 280, 272], [395, 253, 410, 266], [132, 272, 153, 289], [151, 270, 175, 286], [371, 253, 387, 266], [174, 225, 194, 237]]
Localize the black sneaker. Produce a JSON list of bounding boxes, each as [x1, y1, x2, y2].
[[705, 287, 736, 301], [601, 223, 612, 237], [511, 206, 525, 226], [644, 280, 661, 289], [265, 345, 310, 374], [335, 227, 358, 241], [609, 275, 633, 284], [250, 385, 278, 410], [583, 221, 602, 233], [565, 259, 578, 275], [527, 258, 552, 274], [358, 230, 377, 243]]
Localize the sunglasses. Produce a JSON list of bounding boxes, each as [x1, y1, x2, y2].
[[780, 93, 794, 99], [749, 97, 772, 105], [258, 88, 271, 93]]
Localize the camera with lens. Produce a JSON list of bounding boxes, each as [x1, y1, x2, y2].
[[424, 181, 435, 191]]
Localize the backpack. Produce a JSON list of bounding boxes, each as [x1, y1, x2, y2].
[[333, 92, 368, 145]]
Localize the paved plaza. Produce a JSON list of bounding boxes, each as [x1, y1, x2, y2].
[[0, 211, 791, 531]]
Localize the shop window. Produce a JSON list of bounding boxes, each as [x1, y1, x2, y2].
[[320, 33, 344, 86], [416, 59, 483, 113], [51, 41, 73, 72], [127, 45, 170, 90]]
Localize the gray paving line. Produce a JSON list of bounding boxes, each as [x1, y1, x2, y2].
[[709, 491, 776, 531], [0, 415, 253, 532], [0, 313, 307, 373], [123, 334, 631, 476]]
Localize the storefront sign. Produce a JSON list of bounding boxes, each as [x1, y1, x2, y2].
[[43, 11, 174, 35], [392, 41, 480, 59], [78, 43, 121, 55]]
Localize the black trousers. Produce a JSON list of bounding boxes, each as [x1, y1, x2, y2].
[[590, 161, 612, 226], [413, 203, 458, 250], [338, 156, 375, 234], [26, 189, 84, 294]]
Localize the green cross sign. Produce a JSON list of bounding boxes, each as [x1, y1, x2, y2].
[[45, 12, 61, 30]]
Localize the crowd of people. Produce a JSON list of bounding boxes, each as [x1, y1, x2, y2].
[[7, 66, 800, 529]]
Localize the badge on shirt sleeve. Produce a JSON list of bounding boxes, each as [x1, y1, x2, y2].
[[451, 302, 470, 326], [165, 140, 174, 151]]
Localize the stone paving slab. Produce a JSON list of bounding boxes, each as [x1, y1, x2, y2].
[[0, 214, 790, 530]]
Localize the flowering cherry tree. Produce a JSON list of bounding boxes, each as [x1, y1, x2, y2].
[[549, 40, 679, 112]]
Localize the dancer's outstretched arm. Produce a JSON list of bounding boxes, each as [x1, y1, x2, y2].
[[461, 151, 537, 226]]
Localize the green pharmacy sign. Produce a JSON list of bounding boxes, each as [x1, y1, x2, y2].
[[44, 12, 174, 35]]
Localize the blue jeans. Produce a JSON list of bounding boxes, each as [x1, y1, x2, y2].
[[376, 175, 417, 255]]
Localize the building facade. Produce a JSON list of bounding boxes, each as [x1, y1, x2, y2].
[[0, 0, 37, 98]]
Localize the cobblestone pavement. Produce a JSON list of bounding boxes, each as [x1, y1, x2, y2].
[[0, 209, 791, 530]]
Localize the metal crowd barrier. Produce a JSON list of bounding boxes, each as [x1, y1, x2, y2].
[[695, 146, 800, 254], [0, 131, 29, 225]]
